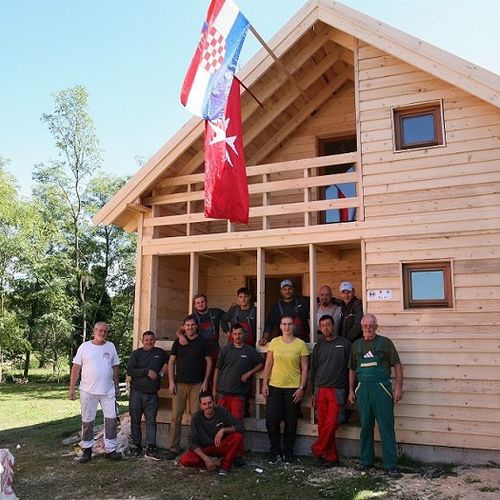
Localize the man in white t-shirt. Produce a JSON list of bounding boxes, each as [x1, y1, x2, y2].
[[68, 322, 122, 463]]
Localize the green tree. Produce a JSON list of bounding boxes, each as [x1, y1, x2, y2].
[[36, 85, 103, 350]]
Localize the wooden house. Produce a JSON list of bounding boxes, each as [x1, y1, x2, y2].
[[94, 0, 500, 463]]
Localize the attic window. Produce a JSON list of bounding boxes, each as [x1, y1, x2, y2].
[[393, 102, 444, 151]]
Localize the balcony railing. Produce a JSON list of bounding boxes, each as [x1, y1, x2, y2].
[[142, 152, 360, 238]]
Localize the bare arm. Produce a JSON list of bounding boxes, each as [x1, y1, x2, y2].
[[201, 355, 212, 392], [261, 351, 273, 398], [68, 364, 81, 400], [348, 368, 357, 405], [292, 355, 309, 403], [168, 356, 177, 394], [213, 367, 220, 400], [393, 363, 403, 402], [240, 362, 264, 383], [176, 326, 188, 346]]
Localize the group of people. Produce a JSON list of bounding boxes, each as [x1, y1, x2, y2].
[[68, 279, 404, 477]]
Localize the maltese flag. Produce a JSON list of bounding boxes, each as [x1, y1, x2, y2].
[[204, 77, 249, 224], [181, 0, 249, 120]]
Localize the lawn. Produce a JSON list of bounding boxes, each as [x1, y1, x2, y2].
[[3, 383, 494, 500]]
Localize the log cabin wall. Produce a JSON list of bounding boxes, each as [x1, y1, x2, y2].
[[358, 41, 500, 451]]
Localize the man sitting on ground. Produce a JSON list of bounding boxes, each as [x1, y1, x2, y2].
[[179, 392, 244, 476]]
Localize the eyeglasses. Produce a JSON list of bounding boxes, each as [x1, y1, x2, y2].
[[361, 324, 377, 329]]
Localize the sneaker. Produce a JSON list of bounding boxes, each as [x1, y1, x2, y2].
[[356, 463, 374, 472], [322, 460, 341, 468], [283, 454, 295, 464], [164, 448, 180, 460], [144, 446, 162, 461], [75, 447, 92, 464], [233, 457, 246, 467], [133, 445, 143, 457], [105, 450, 123, 461], [386, 468, 402, 479], [268, 454, 282, 465], [218, 468, 228, 476]]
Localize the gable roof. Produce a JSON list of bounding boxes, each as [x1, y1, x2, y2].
[[94, 0, 500, 229]]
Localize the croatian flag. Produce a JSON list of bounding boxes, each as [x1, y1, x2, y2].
[[181, 0, 250, 120], [204, 77, 249, 223]]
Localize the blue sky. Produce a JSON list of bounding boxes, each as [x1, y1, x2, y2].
[[1, 0, 499, 196]]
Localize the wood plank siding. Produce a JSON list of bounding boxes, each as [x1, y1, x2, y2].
[[358, 42, 500, 451]]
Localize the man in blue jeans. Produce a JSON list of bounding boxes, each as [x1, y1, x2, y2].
[[127, 330, 168, 460]]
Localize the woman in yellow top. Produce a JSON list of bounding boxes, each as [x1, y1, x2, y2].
[[262, 315, 309, 464]]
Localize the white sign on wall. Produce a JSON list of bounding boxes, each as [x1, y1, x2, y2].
[[366, 289, 393, 301]]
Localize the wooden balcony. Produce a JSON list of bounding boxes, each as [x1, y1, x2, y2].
[[141, 152, 362, 243]]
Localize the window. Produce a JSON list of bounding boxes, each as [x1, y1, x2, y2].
[[393, 102, 444, 151], [318, 136, 357, 223], [402, 261, 452, 309]]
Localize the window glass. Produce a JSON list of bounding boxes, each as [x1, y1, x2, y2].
[[402, 114, 436, 145], [411, 270, 445, 300]]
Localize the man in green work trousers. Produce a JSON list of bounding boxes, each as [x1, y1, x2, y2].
[[348, 313, 403, 478]]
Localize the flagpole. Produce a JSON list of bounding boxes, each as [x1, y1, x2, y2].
[[235, 76, 264, 108], [249, 24, 309, 102]]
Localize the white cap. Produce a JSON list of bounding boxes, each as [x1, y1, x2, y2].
[[339, 281, 353, 292], [280, 279, 293, 288]]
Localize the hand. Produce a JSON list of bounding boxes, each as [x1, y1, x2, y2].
[[347, 391, 356, 406], [214, 429, 225, 447], [393, 386, 403, 403], [169, 383, 176, 395], [147, 369, 158, 380], [240, 372, 250, 383], [292, 387, 304, 403], [68, 388, 76, 401], [179, 334, 188, 346], [205, 457, 220, 471], [311, 392, 317, 408], [201, 382, 208, 392], [212, 391, 218, 403], [258, 337, 268, 347], [261, 384, 269, 399]]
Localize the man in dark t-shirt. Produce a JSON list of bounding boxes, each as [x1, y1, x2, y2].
[[310, 315, 350, 467], [213, 323, 264, 421], [127, 330, 168, 460], [179, 391, 244, 475], [166, 315, 211, 459]]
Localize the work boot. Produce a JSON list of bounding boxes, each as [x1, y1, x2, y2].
[[75, 447, 92, 464]]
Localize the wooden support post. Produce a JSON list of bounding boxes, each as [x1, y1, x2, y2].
[[189, 252, 199, 314], [309, 243, 317, 345], [149, 256, 159, 334], [132, 213, 144, 350], [255, 247, 266, 420]]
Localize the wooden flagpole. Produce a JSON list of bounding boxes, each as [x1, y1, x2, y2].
[[249, 24, 309, 102]]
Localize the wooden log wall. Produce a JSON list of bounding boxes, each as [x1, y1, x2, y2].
[[358, 41, 500, 451]]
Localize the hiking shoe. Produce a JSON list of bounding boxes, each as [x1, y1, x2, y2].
[[386, 468, 402, 479], [145, 446, 162, 461], [268, 454, 282, 465], [218, 468, 228, 476], [105, 450, 123, 461], [164, 448, 180, 460], [133, 445, 143, 457], [75, 447, 92, 463], [233, 457, 246, 467]]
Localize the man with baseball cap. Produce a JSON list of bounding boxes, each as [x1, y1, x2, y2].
[[337, 281, 363, 343], [259, 279, 310, 344]]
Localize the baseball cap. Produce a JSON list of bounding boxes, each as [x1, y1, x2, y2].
[[280, 279, 293, 288], [339, 281, 353, 292]]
